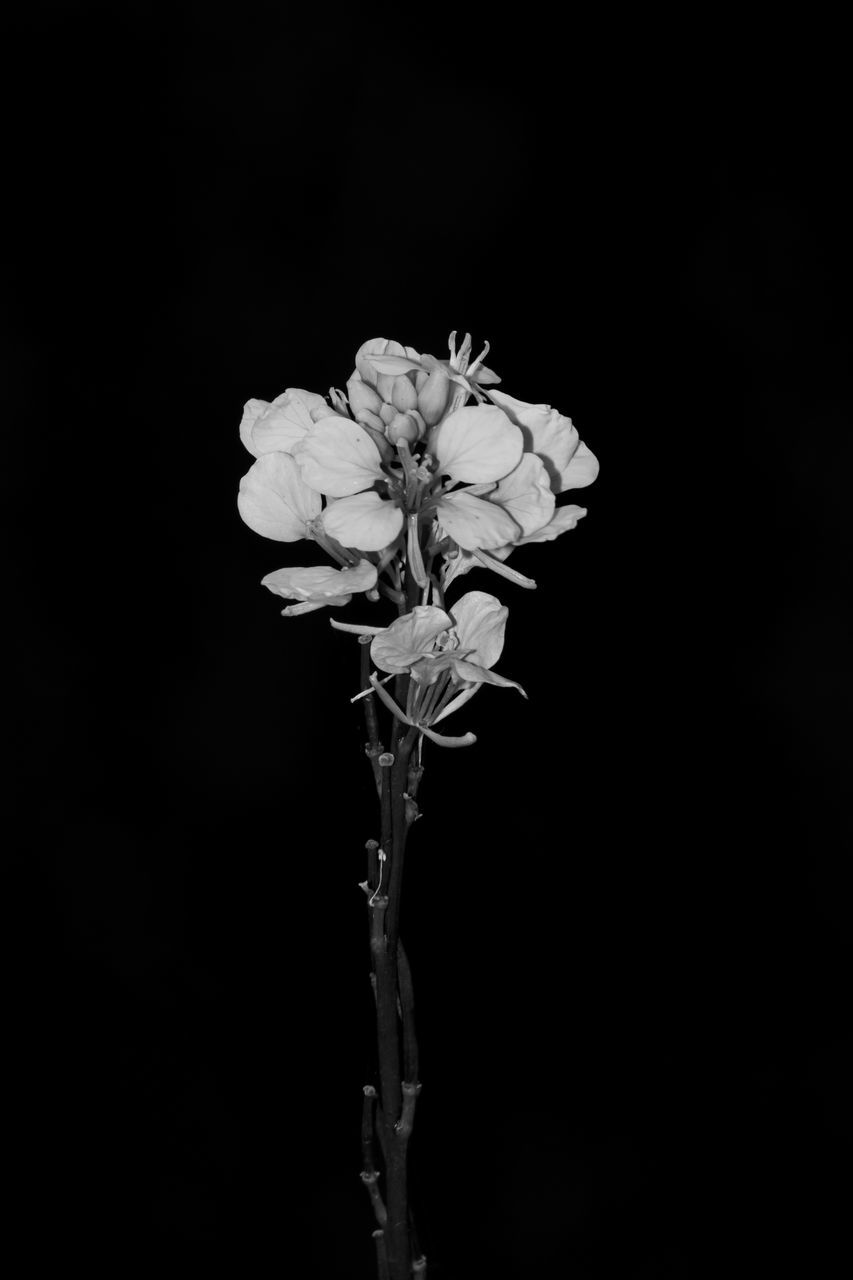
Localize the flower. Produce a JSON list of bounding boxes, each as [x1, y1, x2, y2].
[[261, 559, 378, 617], [333, 590, 525, 746], [237, 333, 599, 618], [291, 418, 406, 552], [439, 389, 599, 588]]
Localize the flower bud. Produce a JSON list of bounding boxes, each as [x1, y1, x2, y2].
[[391, 374, 418, 413], [379, 401, 397, 427], [417, 366, 451, 425], [355, 407, 386, 434], [387, 412, 420, 446], [347, 377, 383, 417]]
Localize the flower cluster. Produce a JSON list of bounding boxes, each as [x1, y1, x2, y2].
[[238, 332, 599, 614]]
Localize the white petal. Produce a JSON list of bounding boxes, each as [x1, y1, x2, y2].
[[321, 491, 404, 552], [448, 591, 508, 669], [261, 559, 378, 602], [435, 490, 521, 551], [370, 606, 453, 673], [558, 442, 599, 491], [433, 405, 523, 484], [450, 657, 527, 696], [294, 418, 386, 496], [517, 505, 587, 544], [238, 453, 322, 542], [487, 388, 582, 492], [239, 398, 270, 457], [489, 452, 555, 536], [242, 389, 328, 457], [420, 726, 477, 748], [329, 619, 386, 635]]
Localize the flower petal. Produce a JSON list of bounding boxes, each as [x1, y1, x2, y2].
[[486, 389, 583, 492], [449, 657, 527, 696], [238, 453, 322, 541], [370, 605, 453, 673], [559, 442, 599, 491], [488, 452, 555, 537], [294, 418, 386, 496], [448, 591, 508, 669], [239, 399, 270, 458], [241, 388, 327, 457], [433, 404, 523, 484], [435, 490, 521, 551], [261, 559, 378, 602], [420, 726, 477, 748], [321, 491, 404, 552], [517, 504, 588, 544]]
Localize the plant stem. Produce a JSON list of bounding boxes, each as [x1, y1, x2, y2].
[[362, 551, 426, 1279]]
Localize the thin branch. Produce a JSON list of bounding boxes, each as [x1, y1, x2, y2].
[[360, 635, 384, 795], [373, 1229, 391, 1280]]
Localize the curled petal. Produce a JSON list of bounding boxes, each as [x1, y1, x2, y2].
[[321, 491, 404, 552], [370, 605, 453, 673], [238, 453, 322, 541], [420, 726, 477, 748], [517, 504, 588, 544], [261, 559, 378, 603], [435, 490, 521, 551], [294, 418, 386, 496], [433, 404, 523, 484], [559, 442, 599, 491], [489, 452, 555, 537], [448, 591, 508, 669]]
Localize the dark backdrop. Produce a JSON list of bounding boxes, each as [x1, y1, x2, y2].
[[5, 5, 850, 1277]]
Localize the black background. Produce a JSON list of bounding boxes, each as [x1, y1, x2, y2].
[[5, 5, 851, 1276]]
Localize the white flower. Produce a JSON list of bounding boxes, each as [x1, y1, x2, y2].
[[291, 417, 405, 552], [333, 590, 525, 746], [261, 560, 378, 618]]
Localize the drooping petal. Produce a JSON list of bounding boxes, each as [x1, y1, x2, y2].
[[517, 504, 588, 544], [449, 657, 527, 696], [448, 591, 508, 669], [321, 491, 404, 552], [329, 619, 386, 635], [558, 442, 599, 491], [261, 559, 378, 603], [435, 490, 521, 551], [420, 726, 477, 748], [488, 452, 555, 537], [294, 418, 386, 496], [238, 453, 322, 541], [433, 404, 523, 484], [370, 605, 453, 673]]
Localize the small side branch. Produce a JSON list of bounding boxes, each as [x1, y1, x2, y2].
[[360, 636, 384, 795]]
